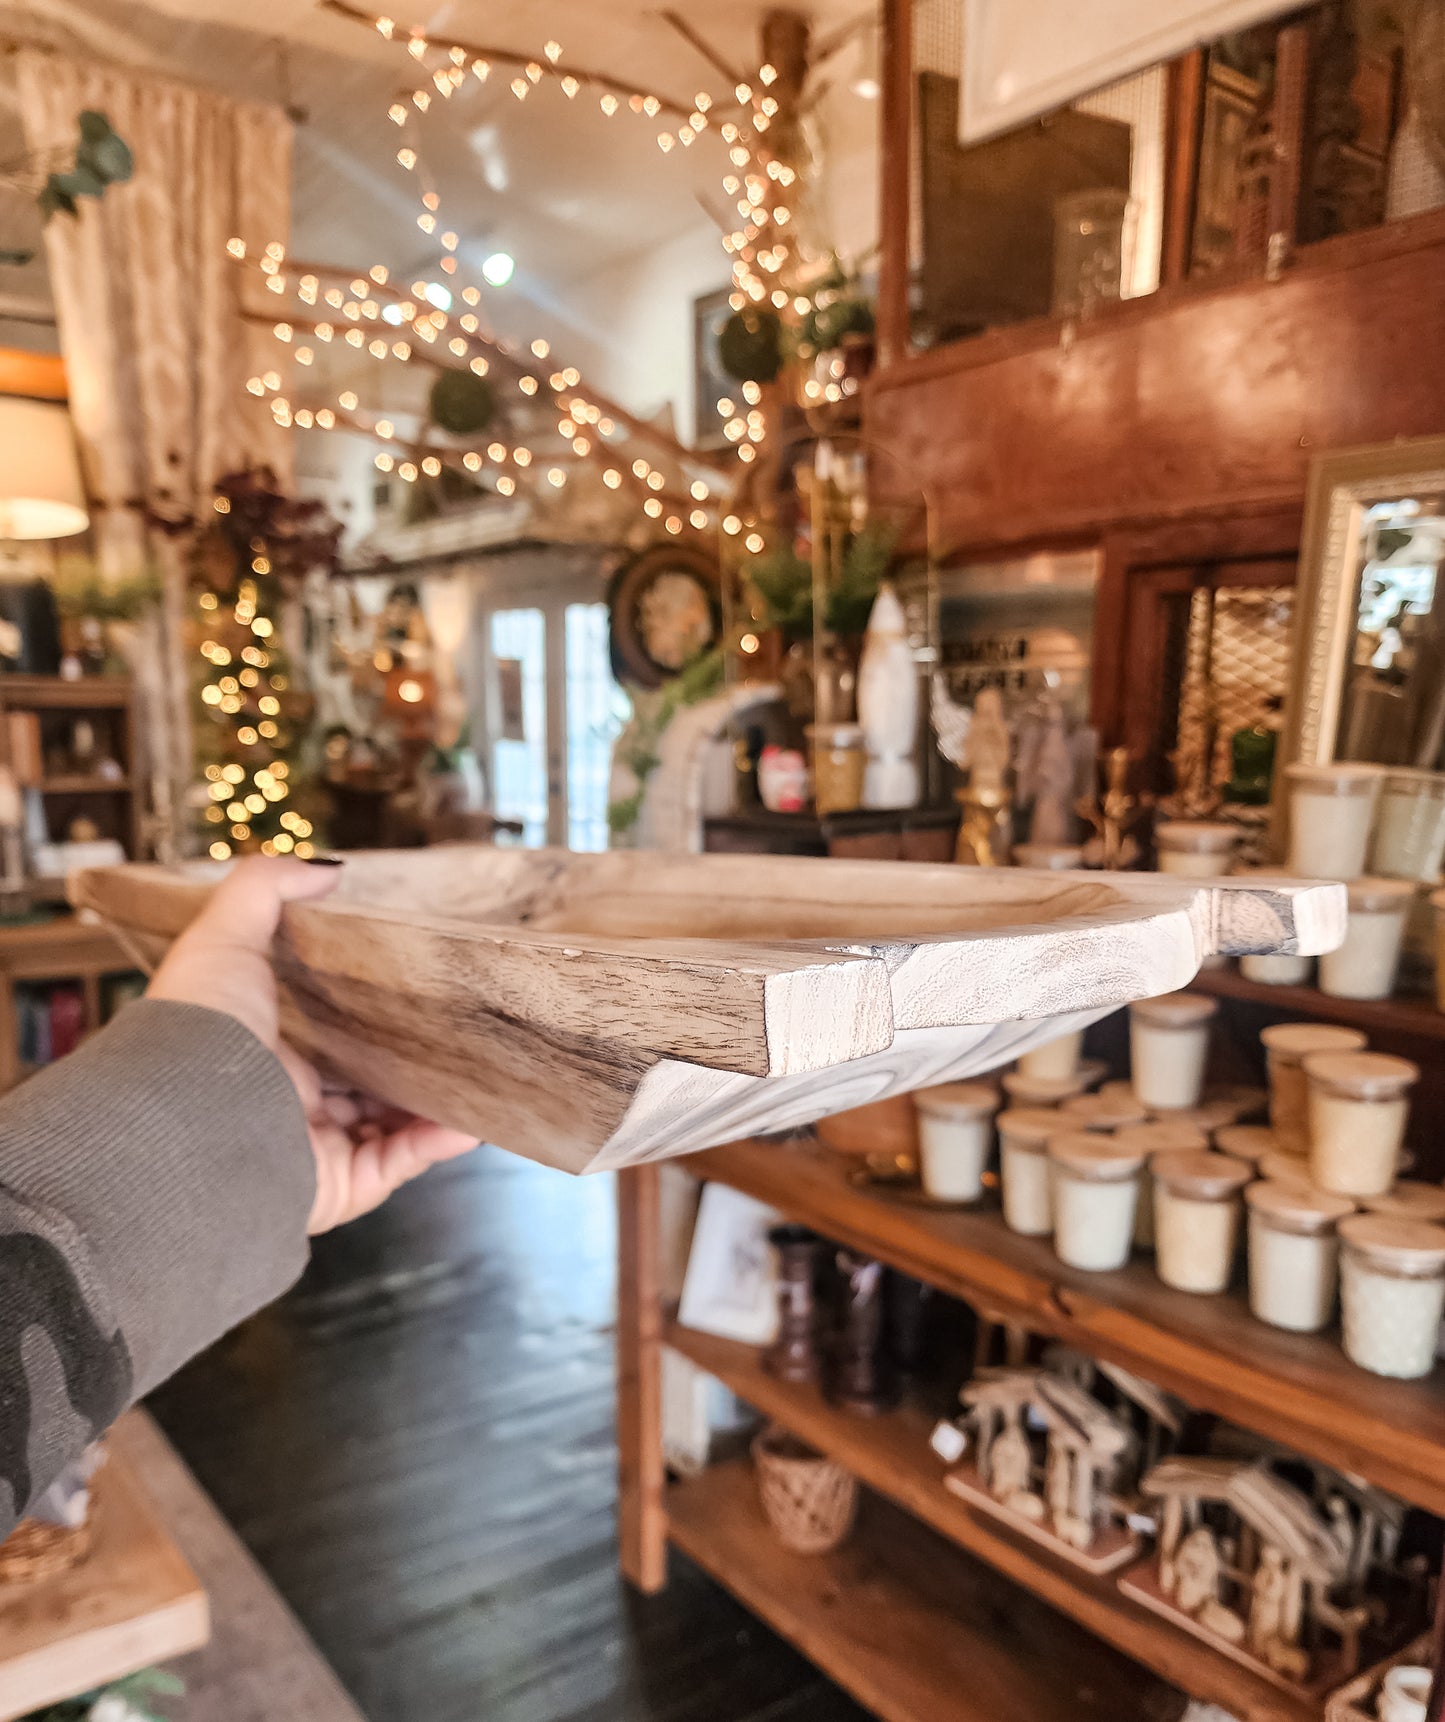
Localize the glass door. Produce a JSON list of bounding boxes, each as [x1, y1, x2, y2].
[[477, 592, 627, 849]]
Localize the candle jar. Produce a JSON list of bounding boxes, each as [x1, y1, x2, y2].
[[805, 722, 866, 816], [1361, 1182, 1445, 1223], [1319, 878, 1416, 1001], [1115, 1122, 1210, 1247], [1371, 768, 1445, 882], [1284, 762, 1383, 880], [914, 1082, 998, 1202], [997, 1107, 1066, 1236], [1259, 1149, 1317, 1192], [1151, 1150, 1252, 1293], [1338, 1213, 1445, 1378], [1129, 992, 1217, 1111], [1304, 1050, 1418, 1197], [1017, 1028, 1084, 1082], [1260, 1021, 1368, 1154], [1245, 1180, 1355, 1333], [1046, 1133, 1146, 1272], [1214, 1125, 1279, 1170], [1240, 952, 1314, 985], [1060, 1090, 1150, 1132], [1154, 820, 1240, 878], [1013, 843, 1084, 871], [1000, 1068, 1089, 1109]]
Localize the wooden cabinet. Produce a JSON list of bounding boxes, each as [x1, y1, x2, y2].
[[617, 1138, 1445, 1720]]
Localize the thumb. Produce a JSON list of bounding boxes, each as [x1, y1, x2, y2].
[[191, 855, 342, 953]]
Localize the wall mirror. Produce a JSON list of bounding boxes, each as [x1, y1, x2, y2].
[[1280, 436, 1445, 806]]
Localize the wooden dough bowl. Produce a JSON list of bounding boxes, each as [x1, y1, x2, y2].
[[71, 849, 1344, 1175]]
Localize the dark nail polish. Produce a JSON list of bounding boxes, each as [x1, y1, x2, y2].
[[304, 855, 345, 866]]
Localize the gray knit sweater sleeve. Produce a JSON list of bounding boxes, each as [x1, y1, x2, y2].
[[0, 998, 314, 1533]]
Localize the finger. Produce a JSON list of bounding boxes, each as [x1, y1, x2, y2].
[[188, 856, 342, 956], [276, 1042, 325, 1115], [380, 1120, 480, 1178]]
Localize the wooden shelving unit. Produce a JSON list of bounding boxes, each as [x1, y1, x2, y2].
[[1190, 964, 1445, 1043], [616, 1138, 1445, 1721], [668, 1462, 1184, 1722], [666, 1323, 1305, 1722]]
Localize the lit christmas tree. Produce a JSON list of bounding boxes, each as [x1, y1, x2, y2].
[[190, 468, 339, 859]]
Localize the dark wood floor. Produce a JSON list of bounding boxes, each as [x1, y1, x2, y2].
[[149, 1146, 868, 1722]]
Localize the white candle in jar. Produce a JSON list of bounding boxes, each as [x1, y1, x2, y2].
[[1017, 1028, 1084, 1082], [1240, 952, 1314, 985], [1129, 992, 1217, 1111], [1115, 1122, 1209, 1247], [1150, 1150, 1252, 1293], [996, 1107, 1065, 1236], [1303, 1050, 1418, 1197], [914, 1082, 998, 1202], [1319, 878, 1416, 1001], [1154, 820, 1240, 878], [1361, 1182, 1445, 1223], [1013, 843, 1084, 871], [1046, 1133, 1145, 1272], [1213, 1125, 1279, 1169], [1245, 1180, 1355, 1333], [1338, 1214, 1445, 1378], [1001, 1068, 1089, 1109], [1284, 762, 1383, 880], [1059, 1090, 1150, 1131], [1259, 1021, 1368, 1154], [1371, 768, 1445, 882]]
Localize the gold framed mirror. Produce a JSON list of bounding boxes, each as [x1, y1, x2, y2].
[[1278, 436, 1445, 829]]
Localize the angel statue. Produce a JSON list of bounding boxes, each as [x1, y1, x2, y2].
[[931, 675, 1013, 866]]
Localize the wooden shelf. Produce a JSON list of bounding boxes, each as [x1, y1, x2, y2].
[[0, 677, 133, 711], [0, 1442, 209, 1720], [667, 1460, 1185, 1722], [37, 775, 134, 795], [683, 1139, 1445, 1517], [1190, 965, 1445, 1043], [667, 1321, 1306, 1722]]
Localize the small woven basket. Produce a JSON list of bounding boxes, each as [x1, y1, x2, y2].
[[0, 1513, 94, 1587], [752, 1424, 857, 1555]]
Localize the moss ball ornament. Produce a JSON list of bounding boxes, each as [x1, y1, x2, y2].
[[718, 307, 784, 384], [428, 368, 497, 436]]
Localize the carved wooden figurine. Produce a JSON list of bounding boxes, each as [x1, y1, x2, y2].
[[1027, 701, 1078, 846], [1122, 1456, 1376, 1695], [1077, 746, 1147, 869], [954, 688, 1014, 866], [943, 1360, 1173, 1574]]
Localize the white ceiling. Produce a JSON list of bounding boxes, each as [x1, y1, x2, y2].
[[0, 0, 876, 347]]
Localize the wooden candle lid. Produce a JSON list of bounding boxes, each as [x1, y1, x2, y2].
[[1300, 1050, 1419, 1101], [1206, 1084, 1269, 1121], [1150, 1149, 1252, 1200], [1147, 1098, 1237, 1133], [1345, 877, 1418, 913], [996, 1108, 1069, 1151], [1284, 762, 1383, 797], [1154, 821, 1239, 852], [1096, 1079, 1139, 1104], [1259, 1150, 1316, 1191], [1214, 1125, 1279, 1164], [1359, 1182, 1445, 1223], [1001, 1069, 1089, 1105], [1259, 1021, 1368, 1066], [1060, 1091, 1150, 1131], [914, 1081, 998, 1121], [1245, 1179, 1355, 1235], [1114, 1121, 1210, 1158], [1129, 991, 1218, 1029], [1337, 1213, 1445, 1277], [1046, 1132, 1147, 1181]]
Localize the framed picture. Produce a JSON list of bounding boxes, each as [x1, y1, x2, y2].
[[607, 542, 722, 689], [692, 287, 734, 454], [1189, 59, 1263, 276], [675, 1182, 783, 1345]]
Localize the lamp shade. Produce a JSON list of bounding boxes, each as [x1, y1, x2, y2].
[[0, 397, 88, 539]]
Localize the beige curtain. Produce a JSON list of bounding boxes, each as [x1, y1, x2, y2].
[[16, 50, 293, 856]]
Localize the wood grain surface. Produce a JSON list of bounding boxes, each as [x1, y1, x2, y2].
[[71, 850, 1343, 1174]]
